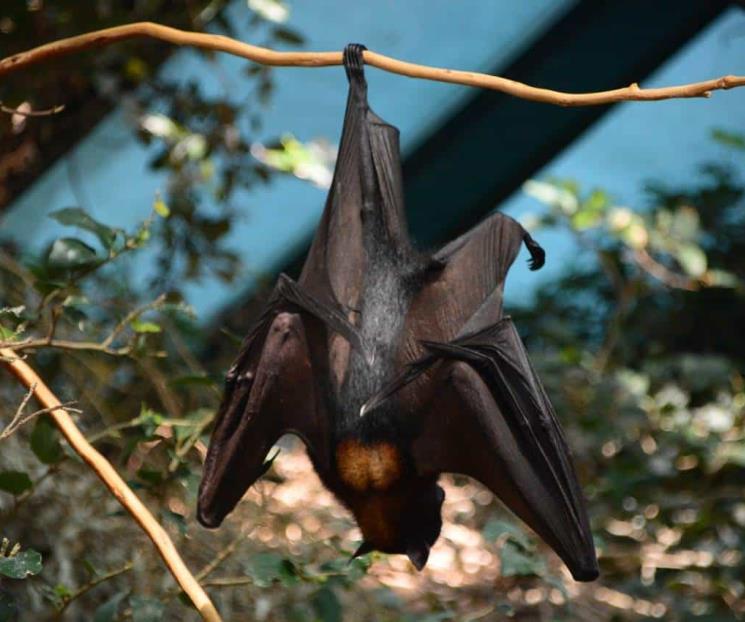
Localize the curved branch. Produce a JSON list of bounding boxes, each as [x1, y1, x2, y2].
[[1, 21, 744, 106], [0, 347, 222, 622]]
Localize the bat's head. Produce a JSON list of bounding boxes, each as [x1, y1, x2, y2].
[[351, 482, 445, 571]]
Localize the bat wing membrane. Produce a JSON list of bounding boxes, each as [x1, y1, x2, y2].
[[411, 318, 598, 581], [400, 212, 538, 363], [197, 276, 347, 528]]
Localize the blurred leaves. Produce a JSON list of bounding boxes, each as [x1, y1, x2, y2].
[[49, 208, 120, 252], [251, 133, 336, 188]]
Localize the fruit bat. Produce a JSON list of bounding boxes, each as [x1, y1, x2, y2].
[[197, 44, 599, 582]]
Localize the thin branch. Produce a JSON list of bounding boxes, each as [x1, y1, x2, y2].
[[0, 101, 65, 116], [0, 337, 131, 356], [0, 384, 81, 440], [56, 561, 134, 616], [1, 22, 744, 106], [201, 576, 253, 588], [102, 293, 167, 348], [0, 294, 168, 357], [632, 248, 699, 291], [195, 531, 247, 582], [0, 347, 222, 622]]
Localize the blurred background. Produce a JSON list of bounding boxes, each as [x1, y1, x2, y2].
[[1, 1, 745, 620]]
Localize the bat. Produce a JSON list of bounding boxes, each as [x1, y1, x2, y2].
[[197, 44, 599, 581]]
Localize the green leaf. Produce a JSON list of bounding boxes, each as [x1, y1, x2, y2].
[[49, 208, 119, 250], [30, 416, 64, 464], [46, 238, 100, 271], [571, 189, 609, 230], [130, 320, 161, 334], [273, 26, 304, 45], [706, 269, 739, 288], [0, 324, 19, 341], [0, 549, 43, 579], [676, 244, 707, 277], [93, 591, 128, 622], [311, 586, 341, 622], [129, 596, 164, 622], [244, 553, 298, 587], [711, 128, 745, 151], [153, 198, 170, 218], [0, 471, 33, 495], [498, 541, 545, 578], [136, 468, 164, 487], [484, 519, 533, 550]]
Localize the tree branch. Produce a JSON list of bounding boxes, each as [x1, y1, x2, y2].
[[0, 337, 131, 356], [56, 561, 134, 616], [0, 101, 65, 117], [0, 347, 222, 622], [0, 383, 81, 440], [1, 21, 744, 106]]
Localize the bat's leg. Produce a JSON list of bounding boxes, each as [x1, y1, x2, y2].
[[433, 212, 544, 271]]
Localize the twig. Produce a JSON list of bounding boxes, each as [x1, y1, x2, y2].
[[101, 293, 167, 348], [632, 248, 699, 291], [201, 576, 253, 588], [55, 560, 134, 616], [0, 385, 81, 440], [0, 337, 131, 356], [1, 22, 744, 106], [0, 101, 65, 116], [0, 294, 168, 356], [195, 531, 247, 582], [0, 347, 222, 622]]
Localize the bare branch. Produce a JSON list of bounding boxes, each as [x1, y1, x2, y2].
[[0, 383, 81, 440], [0, 22, 743, 106], [102, 293, 167, 349], [56, 561, 134, 615], [633, 248, 699, 291], [0, 347, 222, 622], [0, 101, 65, 117], [0, 338, 131, 356]]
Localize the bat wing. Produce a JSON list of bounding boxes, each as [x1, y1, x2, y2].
[[299, 44, 413, 317], [413, 319, 598, 582], [199, 45, 412, 527], [367, 213, 596, 580], [197, 277, 340, 528], [399, 211, 543, 361]]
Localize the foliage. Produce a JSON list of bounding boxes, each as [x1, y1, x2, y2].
[[1, 3, 745, 620]]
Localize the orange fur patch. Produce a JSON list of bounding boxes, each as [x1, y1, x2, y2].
[[336, 440, 402, 492]]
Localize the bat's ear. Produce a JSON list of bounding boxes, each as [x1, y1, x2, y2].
[[406, 541, 431, 571]]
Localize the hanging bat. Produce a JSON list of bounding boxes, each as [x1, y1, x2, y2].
[[197, 44, 599, 581]]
